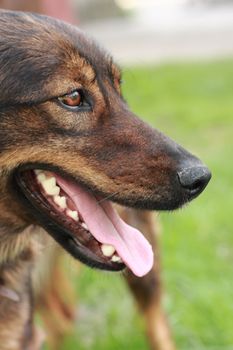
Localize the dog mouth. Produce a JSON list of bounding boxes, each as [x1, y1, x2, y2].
[[15, 168, 153, 277]]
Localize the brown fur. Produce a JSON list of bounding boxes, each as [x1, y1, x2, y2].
[[0, 9, 210, 349], [0, 232, 38, 350]]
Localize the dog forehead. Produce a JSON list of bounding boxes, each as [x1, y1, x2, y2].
[[0, 10, 117, 106]]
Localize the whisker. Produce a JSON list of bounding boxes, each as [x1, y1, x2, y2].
[[96, 191, 120, 204], [80, 190, 121, 218]]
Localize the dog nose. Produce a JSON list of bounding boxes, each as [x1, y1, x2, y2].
[[177, 166, 211, 197]]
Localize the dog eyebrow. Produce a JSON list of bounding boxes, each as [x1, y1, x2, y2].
[[75, 70, 97, 85]]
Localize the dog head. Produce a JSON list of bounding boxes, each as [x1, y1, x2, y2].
[[0, 11, 211, 276]]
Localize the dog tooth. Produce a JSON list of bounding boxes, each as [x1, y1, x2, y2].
[[34, 170, 43, 175], [81, 222, 88, 230], [41, 177, 60, 196], [53, 195, 67, 209], [36, 173, 46, 183], [101, 244, 115, 257], [66, 209, 79, 221], [111, 254, 123, 263]]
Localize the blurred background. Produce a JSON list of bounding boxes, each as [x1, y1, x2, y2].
[[1, 0, 233, 349]]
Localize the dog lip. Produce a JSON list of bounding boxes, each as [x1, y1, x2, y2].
[[13, 163, 189, 212], [14, 167, 125, 273]]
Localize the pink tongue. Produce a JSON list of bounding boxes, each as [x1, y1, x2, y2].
[[56, 177, 154, 277]]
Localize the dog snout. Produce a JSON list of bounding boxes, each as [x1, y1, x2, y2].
[[177, 165, 211, 199]]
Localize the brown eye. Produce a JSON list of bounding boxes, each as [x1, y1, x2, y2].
[[58, 89, 91, 111], [59, 90, 81, 107]]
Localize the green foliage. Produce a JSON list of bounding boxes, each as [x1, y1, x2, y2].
[[59, 60, 233, 350]]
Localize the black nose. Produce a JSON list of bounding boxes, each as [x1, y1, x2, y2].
[[177, 166, 211, 198]]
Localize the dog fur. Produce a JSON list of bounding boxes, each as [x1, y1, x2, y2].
[[0, 10, 210, 349]]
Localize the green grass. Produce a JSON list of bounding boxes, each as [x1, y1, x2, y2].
[[58, 60, 233, 350]]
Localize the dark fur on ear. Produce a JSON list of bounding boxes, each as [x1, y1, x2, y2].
[[0, 10, 114, 108]]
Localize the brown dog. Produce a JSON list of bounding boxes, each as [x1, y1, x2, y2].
[[0, 10, 211, 350]]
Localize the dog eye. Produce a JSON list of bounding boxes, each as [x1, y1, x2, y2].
[[58, 90, 90, 111], [59, 90, 82, 108]]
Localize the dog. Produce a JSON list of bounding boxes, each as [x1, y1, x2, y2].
[[0, 9, 211, 350]]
